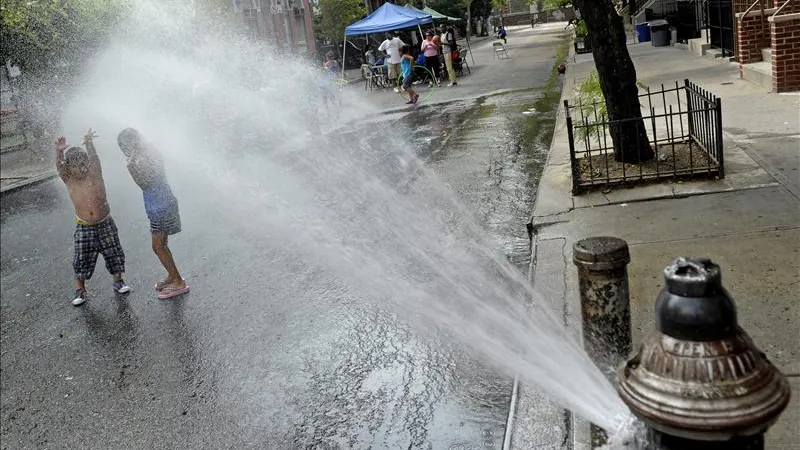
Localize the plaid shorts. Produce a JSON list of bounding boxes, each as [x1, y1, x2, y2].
[[149, 203, 181, 236], [73, 216, 126, 280]]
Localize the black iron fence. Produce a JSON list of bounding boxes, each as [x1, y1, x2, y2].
[[707, 0, 735, 57], [565, 79, 724, 194]]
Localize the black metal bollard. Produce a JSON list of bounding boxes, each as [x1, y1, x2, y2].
[[573, 237, 633, 447], [617, 258, 792, 450]]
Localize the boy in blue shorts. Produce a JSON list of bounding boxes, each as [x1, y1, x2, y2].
[[117, 128, 189, 300], [400, 45, 419, 105]]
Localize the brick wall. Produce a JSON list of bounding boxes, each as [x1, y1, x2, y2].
[[770, 13, 800, 92], [737, 10, 772, 64]]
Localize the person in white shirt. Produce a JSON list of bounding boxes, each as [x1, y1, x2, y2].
[[440, 26, 458, 87], [378, 31, 406, 92]]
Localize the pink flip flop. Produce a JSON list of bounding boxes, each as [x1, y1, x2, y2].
[[158, 283, 190, 300]]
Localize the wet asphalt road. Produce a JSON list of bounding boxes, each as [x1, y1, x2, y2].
[[1, 85, 557, 448]]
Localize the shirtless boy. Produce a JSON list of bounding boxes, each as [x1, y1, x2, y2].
[[117, 128, 189, 300], [56, 129, 130, 306]]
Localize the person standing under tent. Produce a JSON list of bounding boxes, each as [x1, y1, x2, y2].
[[420, 30, 441, 87], [378, 32, 406, 92], [440, 26, 458, 87]]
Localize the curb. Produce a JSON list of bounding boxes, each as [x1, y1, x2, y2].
[[0, 171, 59, 194], [504, 36, 577, 450]]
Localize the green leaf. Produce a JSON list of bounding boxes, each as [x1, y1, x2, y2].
[[318, 0, 366, 42]]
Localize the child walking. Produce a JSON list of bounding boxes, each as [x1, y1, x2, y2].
[[400, 45, 419, 105], [117, 128, 189, 300], [56, 129, 130, 306]]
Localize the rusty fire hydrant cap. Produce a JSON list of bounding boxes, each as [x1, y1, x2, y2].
[[656, 257, 737, 342]]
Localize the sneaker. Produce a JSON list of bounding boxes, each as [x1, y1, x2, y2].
[[113, 280, 131, 294], [72, 289, 87, 306], [447, 82, 454, 87], [393, 88, 400, 93], [411, 94, 419, 104]]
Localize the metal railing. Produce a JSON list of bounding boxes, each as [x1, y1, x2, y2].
[[565, 79, 724, 194], [742, 0, 770, 52], [773, 0, 793, 15]]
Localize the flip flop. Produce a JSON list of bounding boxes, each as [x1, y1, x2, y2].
[[157, 283, 190, 300], [155, 278, 171, 292]]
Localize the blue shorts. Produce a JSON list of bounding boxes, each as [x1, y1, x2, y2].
[[149, 202, 181, 236], [402, 74, 414, 89]]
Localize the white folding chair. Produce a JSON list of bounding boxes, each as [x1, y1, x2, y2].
[[493, 42, 509, 59]]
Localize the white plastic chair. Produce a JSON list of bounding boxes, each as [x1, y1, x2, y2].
[[493, 42, 509, 59]]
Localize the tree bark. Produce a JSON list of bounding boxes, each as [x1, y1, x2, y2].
[[573, 0, 653, 163]]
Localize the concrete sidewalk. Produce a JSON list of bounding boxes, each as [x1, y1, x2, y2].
[[514, 43, 799, 449], [0, 141, 56, 194]]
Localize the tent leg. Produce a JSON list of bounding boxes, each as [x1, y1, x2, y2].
[[341, 33, 347, 77], [465, 36, 476, 66]]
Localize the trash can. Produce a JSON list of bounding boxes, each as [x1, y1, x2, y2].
[[635, 23, 651, 43], [648, 19, 671, 47]]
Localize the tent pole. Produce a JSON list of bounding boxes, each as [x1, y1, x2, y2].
[[465, 34, 475, 66], [341, 33, 347, 77]]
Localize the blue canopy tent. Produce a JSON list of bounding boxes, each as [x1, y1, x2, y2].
[[341, 3, 432, 75]]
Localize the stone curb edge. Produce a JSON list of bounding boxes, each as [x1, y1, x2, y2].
[[504, 35, 578, 450], [0, 171, 59, 194]]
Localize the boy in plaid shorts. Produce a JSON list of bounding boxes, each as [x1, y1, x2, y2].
[[118, 128, 189, 300], [56, 130, 130, 306]]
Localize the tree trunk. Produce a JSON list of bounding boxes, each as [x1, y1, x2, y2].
[[573, 0, 653, 163]]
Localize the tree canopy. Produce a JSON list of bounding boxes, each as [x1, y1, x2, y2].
[[0, 0, 127, 73], [317, 0, 366, 42]]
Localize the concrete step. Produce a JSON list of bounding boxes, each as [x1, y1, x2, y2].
[[761, 47, 772, 64], [741, 61, 773, 91], [688, 37, 710, 56]]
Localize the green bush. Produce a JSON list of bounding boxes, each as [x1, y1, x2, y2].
[[574, 21, 589, 38], [574, 70, 607, 139]]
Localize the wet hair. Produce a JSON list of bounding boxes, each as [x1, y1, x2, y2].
[[117, 127, 142, 157], [401, 45, 411, 55], [64, 146, 88, 167]]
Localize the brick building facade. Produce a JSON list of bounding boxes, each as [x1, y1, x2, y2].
[[234, 0, 318, 56], [736, 0, 799, 92]]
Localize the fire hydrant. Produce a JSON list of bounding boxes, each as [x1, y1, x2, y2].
[[617, 257, 791, 449]]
